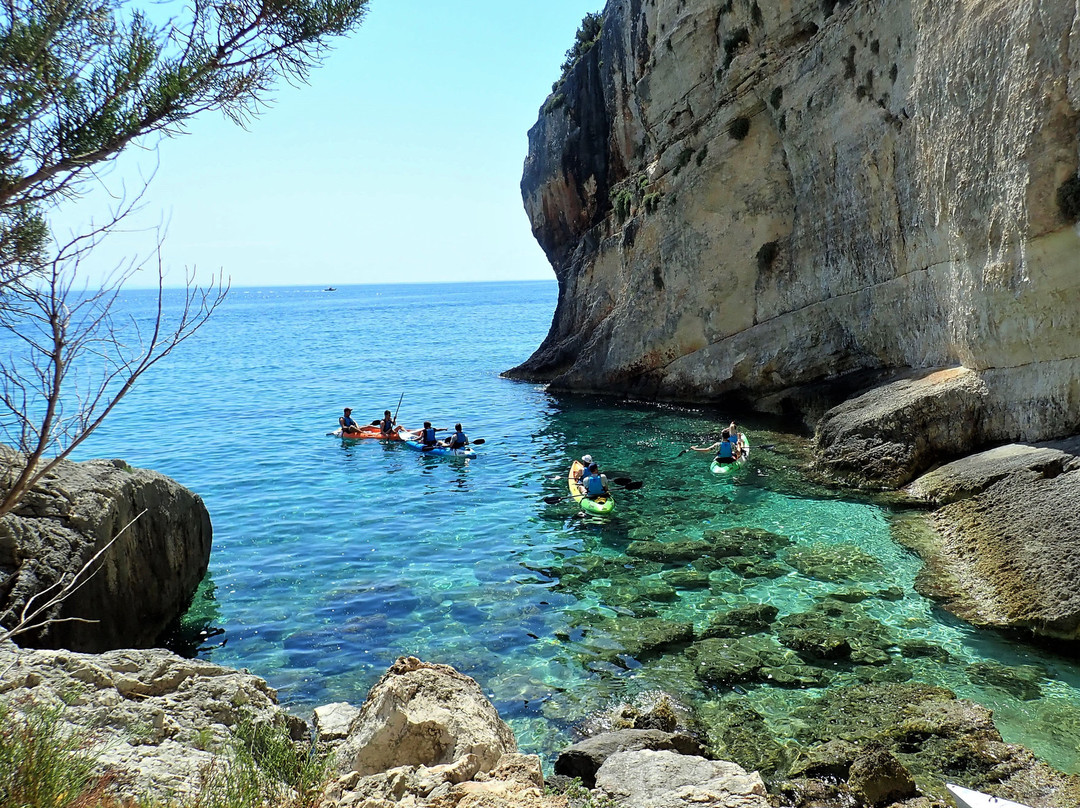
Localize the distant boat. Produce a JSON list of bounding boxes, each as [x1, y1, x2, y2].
[[946, 784, 1032, 808], [325, 287, 337, 292]]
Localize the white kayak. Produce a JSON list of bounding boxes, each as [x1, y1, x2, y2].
[[945, 784, 1032, 808]]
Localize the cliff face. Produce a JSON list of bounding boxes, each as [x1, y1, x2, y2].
[[511, 0, 1080, 441]]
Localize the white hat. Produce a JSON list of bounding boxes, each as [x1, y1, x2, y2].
[[581, 454, 593, 465]]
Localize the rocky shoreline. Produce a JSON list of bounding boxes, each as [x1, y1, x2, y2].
[[4, 646, 1079, 807]]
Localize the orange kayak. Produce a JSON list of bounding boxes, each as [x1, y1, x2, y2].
[[334, 425, 411, 441]]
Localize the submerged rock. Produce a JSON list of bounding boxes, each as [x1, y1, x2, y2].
[[783, 542, 884, 583], [777, 602, 895, 665], [0, 448, 211, 652], [697, 603, 779, 640], [695, 701, 790, 779], [691, 635, 831, 690], [704, 527, 792, 559], [966, 661, 1046, 702]]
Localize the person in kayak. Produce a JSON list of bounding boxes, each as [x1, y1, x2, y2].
[[379, 410, 396, 436], [582, 462, 609, 497], [444, 424, 469, 449], [691, 429, 737, 464], [420, 421, 444, 446], [728, 422, 747, 459], [576, 454, 594, 482], [339, 408, 362, 435]]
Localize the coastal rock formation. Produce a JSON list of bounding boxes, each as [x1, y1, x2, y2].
[[901, 438, 1080, 639], [0, 640, 297, 800], [3, 646, 1080, 807], [554, 728, 706, 787], [334, 656, 518, 777], [0, 448, 212, 651], [509, 0, 1080, 461]]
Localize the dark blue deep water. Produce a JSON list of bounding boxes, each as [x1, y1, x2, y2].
[[58, 281, 1080, 770]]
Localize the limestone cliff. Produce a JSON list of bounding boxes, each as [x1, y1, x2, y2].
[[510, 0, 1080, 445]]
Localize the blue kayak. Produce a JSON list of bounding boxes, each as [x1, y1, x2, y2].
[[400, 436, 476, 459]]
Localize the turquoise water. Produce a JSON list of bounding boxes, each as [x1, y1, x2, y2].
[[46, 282, 1080, 772]]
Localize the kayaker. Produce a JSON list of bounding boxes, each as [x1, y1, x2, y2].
[[691, 430, 737, 464], [339, 408, 362, 435], [444, 423, 469, 449], [576, 454, 594, 482], [420, 421, 443, 446], [728, 422, 747, 459], [583, 462, 608, 497], [379, 409, 396, 436]]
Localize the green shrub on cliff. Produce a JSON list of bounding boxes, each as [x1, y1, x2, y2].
[[552, 10, 604, 91]]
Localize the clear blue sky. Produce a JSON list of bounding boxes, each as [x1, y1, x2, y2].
[[58, 2, 599, 289]]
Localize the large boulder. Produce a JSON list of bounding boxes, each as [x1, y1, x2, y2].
[[902, 439, 1080, 639], [812, 367, 988, 488], [334, 656, 518, 777], [0, 448, 212, 651]]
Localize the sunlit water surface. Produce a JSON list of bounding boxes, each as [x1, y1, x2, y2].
[[64, 282, 1080, 772]]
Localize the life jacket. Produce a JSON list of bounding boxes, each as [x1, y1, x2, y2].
[[422, 427, 437, 445], [342, 415, 357, 428], [448, 431, 467, 448], [381, 418, 393, 432], [585, 474, 605, 496], [717, 439, 735, 460]]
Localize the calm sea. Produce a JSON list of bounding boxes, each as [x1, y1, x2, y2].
[[59, 281, 1080, 769]]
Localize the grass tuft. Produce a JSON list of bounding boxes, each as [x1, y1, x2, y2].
[[0, 698, 100, 808]]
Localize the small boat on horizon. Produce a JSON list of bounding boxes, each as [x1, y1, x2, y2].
[[325, 287, 337, 292]]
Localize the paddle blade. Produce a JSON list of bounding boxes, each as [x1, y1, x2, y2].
[[612, 477, 634, 485], [471, 438, 485, 445], [370, 420, 381, 425], [623, 481, 644, 490], [543, 495, 564, 504]]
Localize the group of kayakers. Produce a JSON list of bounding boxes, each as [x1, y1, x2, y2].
[[338, 407, 470, 450], [338, 406, 745, 508]]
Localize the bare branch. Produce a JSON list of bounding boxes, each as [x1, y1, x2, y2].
[[0, 508, 147, 643]]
